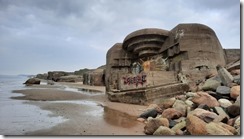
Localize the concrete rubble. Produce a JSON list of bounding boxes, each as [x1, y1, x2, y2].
[[137, 62, 240, 135]]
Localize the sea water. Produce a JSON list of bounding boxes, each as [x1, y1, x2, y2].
[[0, 75, 66, 135]]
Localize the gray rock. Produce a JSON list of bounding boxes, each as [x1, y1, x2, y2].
[[139, 109, 158, 119], [216, 86, 230, 95], [206, 91, 229, 100], [201, 78, 221, 91], [216, 65, 234, 87], [153, 126, 176, 135], [23, 78, 41, 85], [168, 119, 178, 128], [233, 75, 240, 85]]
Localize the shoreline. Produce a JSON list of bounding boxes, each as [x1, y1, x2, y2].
[[11, 82, 147, 135]]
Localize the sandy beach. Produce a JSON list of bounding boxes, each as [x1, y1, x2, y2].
[[11, 82, 147, 135]]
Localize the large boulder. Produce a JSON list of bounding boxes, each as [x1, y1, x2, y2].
[[23, 78, 41, 85], [201, 78, 221, 91], [213, 107, 229, 123], [161, 108, 183, 120], [172, 100, 187, 116], [188, 108, 218, 123], [155, 97, 176, 109], [139, 109, 158, 119], [191, 92, 219, 107], [186, 115, 207, 135], [206, 122, 233, 135], [230, 85, 240, 99], [153, 126, 176, 135], [216, 65, 234, 87], [144, 117, 169, 135], [218, 122, 237, 135]]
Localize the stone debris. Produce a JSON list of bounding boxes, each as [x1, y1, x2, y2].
[[138, 63, 240, 136], [216, 65, 234, 87], [191, 92, 220, 107]]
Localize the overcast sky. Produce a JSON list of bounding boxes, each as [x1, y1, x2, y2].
[[0, 0, 241, 75]]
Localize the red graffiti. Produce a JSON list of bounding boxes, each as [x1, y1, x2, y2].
[[123, 75, 147, 86]]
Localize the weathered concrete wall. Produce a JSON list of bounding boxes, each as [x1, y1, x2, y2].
[[118, 71, 177, 91], [123, 28, 169, 58], [105, 23, 228, 104], [83, 69, 105, 86], [105, 43, 132, 91], [158, 24, 227, 89], [107, 83, 189, 105], [224, 49, 240, 64], [162, 23, 226, 71]]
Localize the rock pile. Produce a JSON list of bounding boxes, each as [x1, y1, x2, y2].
[[138, 65, 240, 135]]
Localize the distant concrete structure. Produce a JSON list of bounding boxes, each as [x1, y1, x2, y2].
[[224, 49, 240, 64], [83, 69, 105, 86], [105, 23, 231, 105]]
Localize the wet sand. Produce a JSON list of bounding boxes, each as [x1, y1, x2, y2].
[[11, 82, 147, 135]]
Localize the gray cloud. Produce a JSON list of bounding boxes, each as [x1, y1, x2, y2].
[[0, 0, 241, 75]]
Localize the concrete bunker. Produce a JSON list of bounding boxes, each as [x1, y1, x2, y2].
[[105, 23, 227, 105]]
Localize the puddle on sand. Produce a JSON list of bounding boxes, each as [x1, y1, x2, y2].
[[78, 88, 103, 93], [47, 100, 139, 128], [103, 106, 139, 128], [63, 86, 103, 95]]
